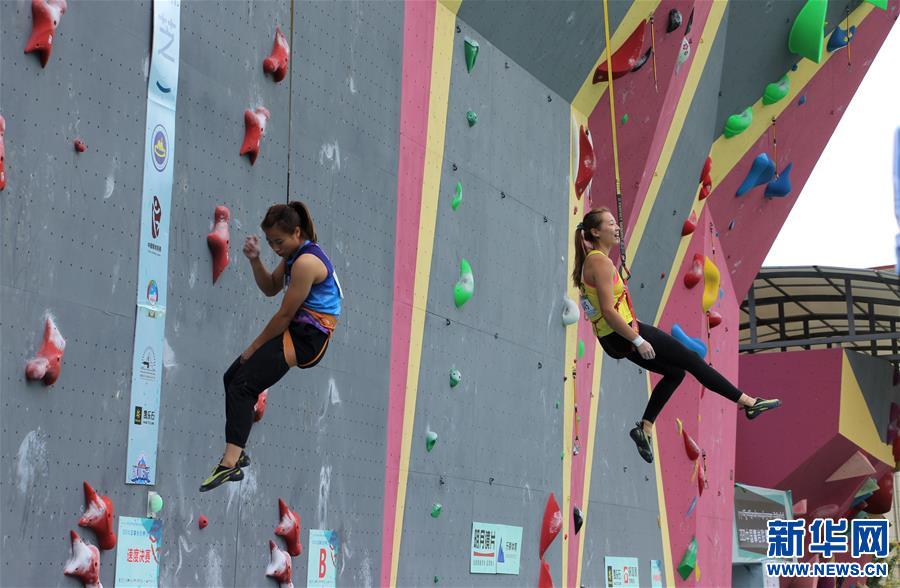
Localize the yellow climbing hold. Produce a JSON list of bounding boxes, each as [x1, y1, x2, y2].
[[702, 256, 720, 312]]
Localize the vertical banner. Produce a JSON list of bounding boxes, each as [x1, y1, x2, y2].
[[650, 559, 663, 588], [125, 0, 181, 485], [307, 530, 339, 587], [114, 517, 164, 586]]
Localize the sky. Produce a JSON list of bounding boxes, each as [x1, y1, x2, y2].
[[763, 21, 899, 269]]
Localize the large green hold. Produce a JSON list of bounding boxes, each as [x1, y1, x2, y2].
[[426, 430, 438, 452], [466, 111, 478, 127], [723, 107, 753, 138], [677, 537, 698, 580], [865, 0, 887, 9], [454, 259, 474, 307], [464, 38, 479, 72], [788, 0, 827, 63], [763, 75, 791, 105]]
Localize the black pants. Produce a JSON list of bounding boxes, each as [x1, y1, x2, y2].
[[224, 323, 330, 447], [600, 321, 743, 424]]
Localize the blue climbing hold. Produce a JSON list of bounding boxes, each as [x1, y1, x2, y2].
[[799, 95, 807, 105], [671, 324, 707, 359], [765, 163, 794, 198], [827, 25, 856, 53], [736, 153, 776, 196], [791, 63, 799, 72]]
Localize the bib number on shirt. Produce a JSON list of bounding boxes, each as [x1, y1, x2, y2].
[[580, 295, 599, 319]]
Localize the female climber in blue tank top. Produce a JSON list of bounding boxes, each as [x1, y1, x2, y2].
[[572, 208, 781, 465], [201, 201, 343, 492]]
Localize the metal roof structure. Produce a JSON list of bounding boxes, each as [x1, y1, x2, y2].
[[739, 265, 900, 368]]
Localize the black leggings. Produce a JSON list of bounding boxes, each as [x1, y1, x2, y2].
[[600, 321, 743, 424], [224, 323, 329, 447]]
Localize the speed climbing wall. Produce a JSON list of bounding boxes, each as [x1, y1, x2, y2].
[[1, 1, 896, 588]]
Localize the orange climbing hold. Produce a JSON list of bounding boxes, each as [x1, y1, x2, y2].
[[683, 254, 703, 289], [240, 107, 270, 165], [63, 530, 101, 588], [275, 498, 302, 557], [25, 0, 67, 68], [263, 27, 290, 83], [539, 493, 562, 558], [207, 205, 231, 283], [593, 21, 648, 83], [79, 481, 117, 550], [254, 389, 269, 422], [575, 126, 595, 198], [25, 315, 66, 386], [266, 539, 294, 588]]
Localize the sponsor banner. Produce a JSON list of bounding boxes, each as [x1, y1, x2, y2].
[[733, 482, 793, 563], [470, 522, 522, 575], [306, 530, 339, 587], [650, 559, 663, 588], [605, 556, 639, 587], [126, 0, 180, 485], [114, 517, 163, 586]]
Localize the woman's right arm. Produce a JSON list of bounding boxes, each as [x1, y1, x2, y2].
[[244, 235, 282, 297]]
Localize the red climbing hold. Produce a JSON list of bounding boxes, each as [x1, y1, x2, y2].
[[266, 539, 294, 588], [207, 205, 231, 284], [25, 315, 66, 386], [593, 21, 648, 83], [275, 498, 302, 557], [681, 211, 697, 236], [198, 515, 208, 530], [539, 493, 562, 558], [254, 389, 269, 422], [864, 471, 893, 515], [698, 184, 711, 201], [683, 254, 703, 289], [707, 310, 722, 329], [263, 27, 290, 83], [682, 430, 700, 461], [700, 157, 712, 186], [538, 559, 554, 588], [240, 107, 270, 165], [0, 114, 6, 191], [63, 530, 101, 588], [79, 481, 117, 550], [24, 0, 67, 68], [574, 126, 595, 198], [73, 139, 86, 152]]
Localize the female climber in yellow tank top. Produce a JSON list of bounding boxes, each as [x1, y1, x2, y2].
[[573, 208, 781, 464]]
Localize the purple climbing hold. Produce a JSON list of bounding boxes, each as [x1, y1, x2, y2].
[[765, 163, 794, 198], [736, 153, 776, 196]]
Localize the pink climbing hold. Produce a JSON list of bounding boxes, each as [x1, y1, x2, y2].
[[254, 389, 269, 422], [682, 429, 700, 461], [25, 315, 66, 385], [574, 126, 595, 198], [63, 530, 101, 588], [198, 515, 208, 530], [207, 205, 231, 283], [266, 539, 294, 588], [263, 27, 290, 83], [275, 498, 302, 557], [681, 211, 697, 236], [240, 107, 270, 165], [24, 0, 67, 68], [707, 310, 722, 329], [539, 493, 562, 559], [79, 481, 117, 550], [0, 114, 6, 191], [683, 254, 703, 289], [538, 558, 554, 588], [74, 139, 86, 152]]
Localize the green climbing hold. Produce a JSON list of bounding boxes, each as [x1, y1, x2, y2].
[[451, 181, 463, 210], [464, 38, 479, 73], [763, 75, 790, 105], [454, 258, 474, 307], [865, 0, 887, 8], [148, 492, 164, 514], [555, 401, 560, 409], [677, 537, 698, 580], [577, 340, 585, 358], [789, 0, 827, 63], [621, 114, 629, 125], [426, 430, 438, 452], [466, 111, 478, 127], [449, 368, 461, 388], [431, 503, 442, 518], [434, 576, 439, 584], [723, 107, 752, 138]]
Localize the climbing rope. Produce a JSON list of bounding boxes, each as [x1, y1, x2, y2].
[[845, 6, 852, 67], [771, 117, 778, 178], [650, 12, 659, 93], [601, 0, 631, 284]]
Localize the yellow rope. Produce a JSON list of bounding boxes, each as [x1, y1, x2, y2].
[[650, 12, 659, 93]]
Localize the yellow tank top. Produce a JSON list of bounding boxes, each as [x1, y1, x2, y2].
[[579, 250, 634, 338]]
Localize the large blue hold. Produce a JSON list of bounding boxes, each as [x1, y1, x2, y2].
[[671, 324, 707, 359], [765, 163, 794, 198], [736, 153, 776, 196], [827, 25, 856, 52]]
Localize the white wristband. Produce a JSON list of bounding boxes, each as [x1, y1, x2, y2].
[[631, 335, 645, 347]]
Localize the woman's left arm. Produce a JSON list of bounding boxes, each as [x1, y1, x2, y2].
[[241, 257, 317, 361]]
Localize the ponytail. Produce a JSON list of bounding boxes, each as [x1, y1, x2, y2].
[[570, 207, 611, 289], [261, 200, 318, 242]]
